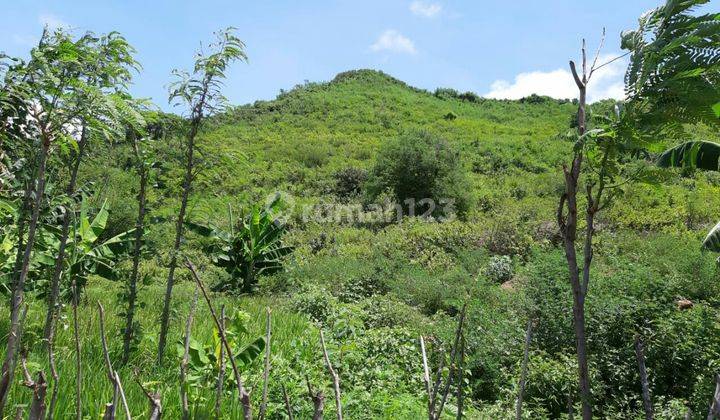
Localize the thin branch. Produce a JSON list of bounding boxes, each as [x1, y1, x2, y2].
[[259, 308, 272, 420], [588, 28, 606, 81], [133, 373, 161, 420], [98, 303, 131, 420], [185, 258, 252, 420], [420, 336, 433, 420], [569, 61, 584, 89], [516, 319, 534, 420], [319, 330, 343, 420], [634, 336, 653, 420], [281, 383, 294, 420], [436, 304, 468, 418], [591, 51, 631, 74], [214, 305, 226, 418]]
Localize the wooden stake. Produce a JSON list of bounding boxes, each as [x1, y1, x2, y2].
[[320, 330, 343, 420], [306, 375, 325, 420], [98, 303, 132, 420]]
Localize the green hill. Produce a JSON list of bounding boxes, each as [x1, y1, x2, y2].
[[15, 69, 720, 418]]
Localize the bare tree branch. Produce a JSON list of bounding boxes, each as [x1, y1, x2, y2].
[[320, 330, 343, 420], [180, 286, 199, 420], [259, 308, 272, 420]]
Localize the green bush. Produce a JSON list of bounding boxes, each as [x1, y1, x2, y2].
[[366, 130, 471, 220]]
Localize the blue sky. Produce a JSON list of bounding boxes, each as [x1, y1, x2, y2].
[[1, 1, 670, 110]]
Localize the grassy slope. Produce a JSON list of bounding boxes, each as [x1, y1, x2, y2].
[[6, 69, 720, 418]]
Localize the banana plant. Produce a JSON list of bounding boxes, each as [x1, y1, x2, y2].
[[186, 196, 293, 293], [36, 197, 133, 300], [657, 140, 720, 252]]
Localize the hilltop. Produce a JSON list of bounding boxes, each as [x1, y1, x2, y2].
[[25, 69, 720, 417]]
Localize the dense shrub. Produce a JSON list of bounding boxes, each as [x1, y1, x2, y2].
[[333, 167, 367, 199], [366, 130, 471, 220]]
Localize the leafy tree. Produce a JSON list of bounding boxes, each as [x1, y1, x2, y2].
[[187, 196, 293, 293], [366, 130, 470, 220], [0, 28, 140, 415], [121, 112, 182, 363], [621, 0, 720, 139], [156, 28, 248, 364]]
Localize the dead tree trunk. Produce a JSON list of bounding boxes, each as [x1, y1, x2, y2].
[[634, 337, 653, 420], [516, 319, 534, 420], [135, 374, 162, 420]]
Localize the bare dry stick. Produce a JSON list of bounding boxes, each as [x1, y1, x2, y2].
[[21, 354, 47, 420], [259, 308, 272, 420], [98, 303, 132, 420], [14, 406, 24, 420], [420, 336, 432, 420], [516, 319, 534, 420], [319, 330, 343, 420], [281, 383, 294, 420], [214, 305, 226, 418], [180, 286, 200, 420], [134, 373, 162, 420], [634, 337, 653, 420], [306, 375, 325, 420], [185, 258, 252, 420]]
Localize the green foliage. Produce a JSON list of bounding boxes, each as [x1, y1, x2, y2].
[[366, 130, 471, 220], [657, 140, 720, 170], [622, 0, 720, 137], [187, 197, 292, 293]]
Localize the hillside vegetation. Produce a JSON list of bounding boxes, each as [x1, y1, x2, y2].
[[1, 67, 708, 418]]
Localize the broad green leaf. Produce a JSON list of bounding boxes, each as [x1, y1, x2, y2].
[[657, 141, 720, 171], [235, 336, 265, 367], [703, 221, 720, 253]]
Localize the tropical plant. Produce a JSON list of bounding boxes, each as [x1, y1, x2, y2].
[[657, 141, 720, 252], [157, 27, 248, 363], [0, 28, 141, 413], [187, 196, 293, 293], [621, 0, 720, 138]]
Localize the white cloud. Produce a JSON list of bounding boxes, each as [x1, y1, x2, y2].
[[410, 1, 442, 18], [370, 30, 417, 55], [38, 13, 70, 30], [484, 53, 627, 102]]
